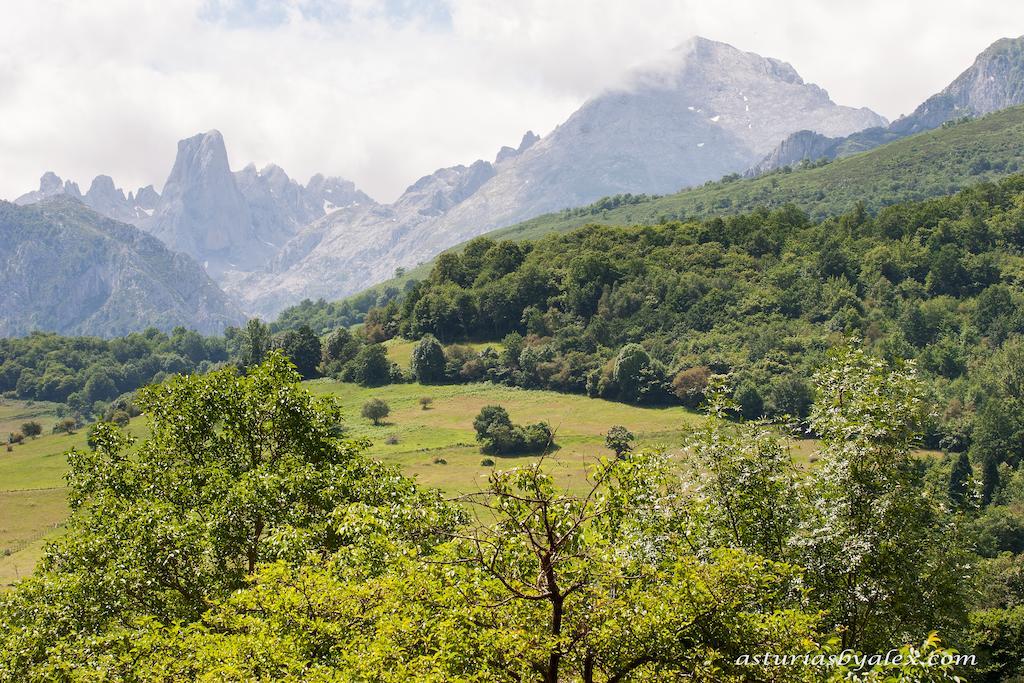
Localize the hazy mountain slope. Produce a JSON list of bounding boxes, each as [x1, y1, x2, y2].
[[756, 35, 1024, 172], [13, 132, 374, 287], [229, 160, 497, 316], [424, 37, 883, 233], [239, 37, 884, 316], [234, 163, 374, 251], [0, 198, 245, 337], [350, 104, 1024, 298]]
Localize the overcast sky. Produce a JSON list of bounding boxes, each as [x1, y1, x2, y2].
[[2, 0, 1023, 203]]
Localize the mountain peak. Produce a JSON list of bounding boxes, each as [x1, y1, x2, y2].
[[40, 171, 63, 193], [518, 130, 540, 152], [892, 35, 1024, 134], [149, 130, 254, 274], [86, 175, 125, 200], [15, 172, 81, 205]]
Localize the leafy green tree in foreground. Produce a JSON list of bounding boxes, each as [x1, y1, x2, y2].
[[795, 347, 971, 651], [683, 374, 802, 563], [42, 454, 824, 682], [0, 351, 458, 680]]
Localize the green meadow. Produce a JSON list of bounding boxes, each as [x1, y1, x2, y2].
[[2, 362, 833, 589], [309, 379, 702, 493]]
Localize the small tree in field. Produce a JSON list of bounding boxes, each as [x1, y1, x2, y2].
[[419, 397, 434, 410], [362, 398, 391, 426], [604, 425, 635, 457], [21, 421, 42, 439]]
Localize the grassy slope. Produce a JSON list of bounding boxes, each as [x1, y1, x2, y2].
[[0, 381, 708, 586], [0, 401, 83, 587], [383, 338, 505, 369], [353, 106, 1024, 297], [308, 379, 704, 494], [0, 400, 151, 587]]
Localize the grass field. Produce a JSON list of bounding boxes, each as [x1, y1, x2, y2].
[[0, 399, 66, 438], [0, 399, 83, 588], [0, 384, 706, 587], [309, 379, 703, 493], [0, 399, 152, 588]]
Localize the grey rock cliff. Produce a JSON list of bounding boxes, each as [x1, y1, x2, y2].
[[15, 172, 82, 205], [147, 130, 258, 277], [746, 130, 844, 175]]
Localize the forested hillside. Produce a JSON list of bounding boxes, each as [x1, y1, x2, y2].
[[362, 174, 1024, 494]]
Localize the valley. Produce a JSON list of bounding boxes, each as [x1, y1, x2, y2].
[[5, 19, 1024, 680]]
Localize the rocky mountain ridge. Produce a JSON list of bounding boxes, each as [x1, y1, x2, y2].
[[753, 35, 1024, 173], [15, 131, 374, 280], [232, 36, 887, 315]]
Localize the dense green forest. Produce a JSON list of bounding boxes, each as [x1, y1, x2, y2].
[[7, 174, 1024, 484], [0, 348, 1011, 680]]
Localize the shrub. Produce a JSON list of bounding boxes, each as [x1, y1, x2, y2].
[[480, 458, 495, 467], [20, 421, 43, 438], [671, 366, 711, 408], [419, 397, 434, 410], [734, 381, 764, 420], [53, 417, 78, 434], [361, 398, 391, 425], [473, 405, 555, 455], [612, 344, 667, 404]]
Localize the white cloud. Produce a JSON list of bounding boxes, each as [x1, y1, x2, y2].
[[1, 0, 1023, 203]]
